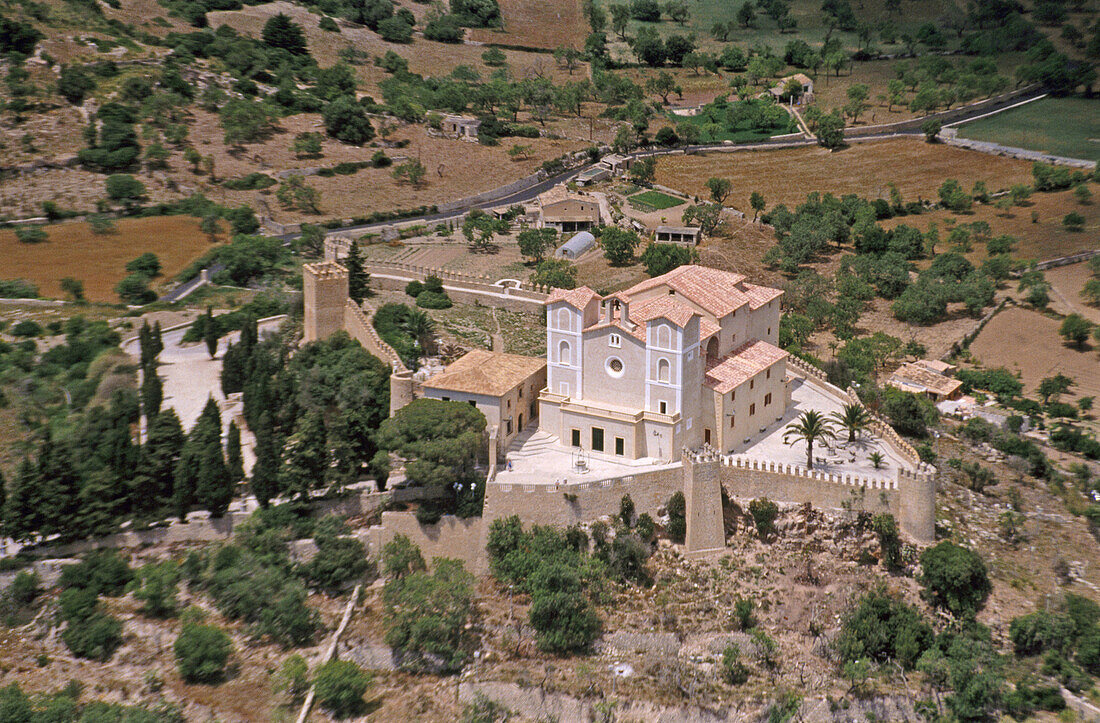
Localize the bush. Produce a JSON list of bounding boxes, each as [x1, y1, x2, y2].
[[721, 644, 750, 684], [222, 172, 276, 190], [62, 612, 123, 661], [405, 280, 423, 297], [749, 497, 779, 539], [11, 320, 41, 337], [835, 587, 933, 668], [415, 290, 453, 309], [314, 660, 371, 718], [133, 561, 179, 618], [303, 532, 369, 594], [8, 571, 39, 607], [60, 549, 133, 596], [14, 226, 48, 244], [667, 491, 686, 543], [1009, 611, 1076, 656], [530, 590, 602, 653], [918, 542, 991, 618], [174, 623, 232, 683], [382, 557, 477, 673]]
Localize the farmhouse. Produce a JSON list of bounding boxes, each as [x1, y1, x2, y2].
[[574, 166, 611, 186], [655, 225, 701, 245], [887, 360, 963, 401], [539, 265, 788, 461], [769, 73, 814, 100], [536, 185, 601, 233], [599, 153, 633, 175], [421, 349, 547, 449]]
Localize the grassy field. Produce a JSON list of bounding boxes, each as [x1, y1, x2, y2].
[[956, 97, 1100, 162], [0, 216, 220, 302], [468, 0, 589, 49], [968, 305, 1100, 402], [630, 190, 685, 210], [653, 138, 1036, 215], [880, 186, 1100, 261]]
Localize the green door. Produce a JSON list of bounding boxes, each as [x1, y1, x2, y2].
[[591, 427, 604, 452], [571, 429, 581, 447]]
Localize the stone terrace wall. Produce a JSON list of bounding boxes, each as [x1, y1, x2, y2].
[[361, 260, 550, 313], [483, 465, 685, 528]]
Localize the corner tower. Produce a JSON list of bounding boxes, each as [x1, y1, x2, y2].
[[303, 261, 348, 342]]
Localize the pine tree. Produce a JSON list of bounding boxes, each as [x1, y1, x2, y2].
[[203, 307, 218, 359], [196, 426, 232, 517], [281, 411, 329, 501], [172, 442, 199, 523], [140, 409, 184, 512], [226, 421, 244, 484], [77, 466, 126, 538], [345, 241, 369, 304], [250, 412, 280, 508], [3, 458, 39, 542], [138, 321, 154, 368], [221, 341, 248, 396], [141, 366, 163, 421]]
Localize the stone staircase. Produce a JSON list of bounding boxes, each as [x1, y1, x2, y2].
[[505, 428, 559, 459]]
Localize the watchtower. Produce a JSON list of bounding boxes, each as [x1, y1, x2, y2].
[[303, 261, 348, 342]]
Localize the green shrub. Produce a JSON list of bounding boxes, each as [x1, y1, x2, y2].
[[666, 491, 686, 543], [835, 586, 933, 668], [721, 644, 749, 684], [314, 659, 371, 718], [133, 561, 179, 618], [530, 590, 601, 653], [10, 320, 41, 337], [8, 571, 39, 607], [918, 542, 991, 618], [405, 280, 424, 297], [415, 290, 452, 309], [60, 549, 133, 596], [749, 497, 779, 539], [222, 172, 276, 190], [174, 623, 232, 683], [63, 612, 123, 661], [303, 531, 369, 594], [382, 557, 477, 673], [1009, 611, 1076, 656]]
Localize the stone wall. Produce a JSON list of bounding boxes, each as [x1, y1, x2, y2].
[[368, 511, 488, 574], [842, 84, 1044, 139], [361, 260, 550, 313], [344, 300, 408, 372], [482, 465, 685, 528]]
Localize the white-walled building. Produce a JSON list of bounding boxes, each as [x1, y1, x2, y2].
[[538, 265, 790, 461]]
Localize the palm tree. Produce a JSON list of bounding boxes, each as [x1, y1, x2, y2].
[[783, 410, 837, 470], [831, 402, 871, 444], [403, 309, 436, 356]]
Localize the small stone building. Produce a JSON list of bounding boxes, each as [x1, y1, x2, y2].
[[441, 115, 481, 139], [574, 167, 611, 186], [421, 349, 548, 449], [599, 153, 632, 175], [655, 225, 701, 246], [887, 360, 963, 401]]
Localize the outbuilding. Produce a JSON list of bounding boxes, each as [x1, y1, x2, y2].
[[555, 231, 597, 259], [655, 225, 701, 245]]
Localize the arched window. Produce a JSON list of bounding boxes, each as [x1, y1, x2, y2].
[[658, 325, 671, 348], [556, 308, 570, 331], [559, 340, 571, 365], [657, 358, 670, 383]]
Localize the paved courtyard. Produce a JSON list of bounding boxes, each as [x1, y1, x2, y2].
[[734, 377, 916, 481], [494, 376, 915, 487]]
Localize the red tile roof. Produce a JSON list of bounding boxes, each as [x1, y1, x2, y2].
[[547, 286, 600, 310], [742, 282, 784, 310], [630, 295, 696, 328], [704, 340, 788, 393], [623, 265, 763, 318]]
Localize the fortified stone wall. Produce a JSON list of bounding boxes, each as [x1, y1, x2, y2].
[[303, 261, 349, 342], [343, 300, 407, 372], [368, 512, 488, 574]]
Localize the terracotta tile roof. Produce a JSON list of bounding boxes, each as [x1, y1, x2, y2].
[[630, 295, 696, 328], [704, 340, 788, 394], [422, 349, 546, 397], [742, 282, 784, 309], [547, 286, 600, 309], [887, 363, 963, 398], [623, 265, 760, 318]]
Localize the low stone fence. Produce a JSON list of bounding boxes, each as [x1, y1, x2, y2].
[[943, 133, 1096, 169], [357, 260, 549, 312], [1035, 249, 1100, 271], [842, 84, 1044, 139], [345, 300, 408, 372], [435, 169, 548, 214]]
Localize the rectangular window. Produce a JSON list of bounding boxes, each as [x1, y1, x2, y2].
[[468, 400, 477, 407], [730, 415, 736, 428], [659, 400, 668, 415], [750, 403, 756, 416], [609, 333, 621, 348], [442, 396, 450, 402], [559, 382, 569, 396], [571, 429, 581, 447], [591, 427, 604, 452], [766, 369, 771, 379], [505, 419, 513, 435], [615, 437, 624, 455], [765, 393, 772, 406], [750, 379, 755, 390], [686, 418, 693, 429]]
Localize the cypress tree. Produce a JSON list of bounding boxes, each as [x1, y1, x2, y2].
[[345, 241, 369, 304], [250, 412, 280, 508], [196, 425, 232, 517], [37, 432, 81, 539], [221, 341, 247, 395], [203, 307, 218, 359], [138, 321, 154, 368], [141, 366, 163, 421], [172, 442, 199, 523], [226, 421, 244, 484], [3, 458, 39, 543], [281, 411, 328, 501], [140, 409, 184, 512], [77, 466, 127, 538], [152, 321, 164, 357]]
